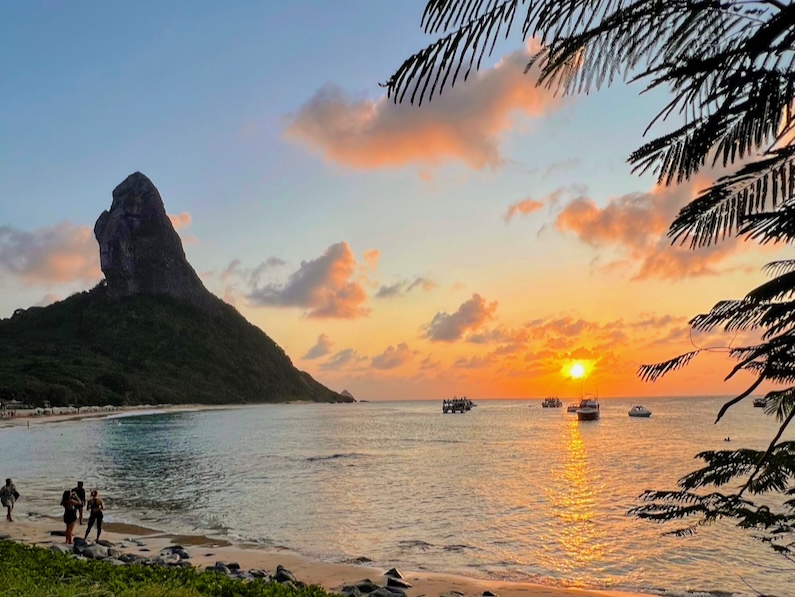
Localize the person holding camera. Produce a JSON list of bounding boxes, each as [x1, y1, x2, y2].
[[60, 490, 81, 544]]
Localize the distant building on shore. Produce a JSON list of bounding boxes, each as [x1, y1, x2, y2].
[[0, 399, 33, 411]]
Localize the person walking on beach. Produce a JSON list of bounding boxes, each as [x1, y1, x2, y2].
[[72, 481, 86, 525], [84, 489, 104, 541], [1, 478, 18, 522], [61, 490, 81, 544]]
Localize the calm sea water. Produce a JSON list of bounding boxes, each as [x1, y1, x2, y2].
[[0, 397, 791, 596]]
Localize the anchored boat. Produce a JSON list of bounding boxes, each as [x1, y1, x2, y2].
[[443, 396, 474, 413], [576, 394, 600, 421], [628, 405, 652, 417]]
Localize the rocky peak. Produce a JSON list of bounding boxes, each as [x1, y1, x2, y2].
[[94, 172, 214, 310]]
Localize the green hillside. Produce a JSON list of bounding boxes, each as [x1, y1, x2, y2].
[[0, 282, 348, 407]]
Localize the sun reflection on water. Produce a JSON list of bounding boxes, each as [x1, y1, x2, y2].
[[541, 420, 609, 580]]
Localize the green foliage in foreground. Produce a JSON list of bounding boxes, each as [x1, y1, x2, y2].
[[0, 540, 335, 597], [0, 283, 348, 407]]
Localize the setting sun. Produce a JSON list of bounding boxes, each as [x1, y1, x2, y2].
[[569, 363, 586, 379]]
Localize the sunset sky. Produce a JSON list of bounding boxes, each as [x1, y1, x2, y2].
[[0, 1, 783, 400]]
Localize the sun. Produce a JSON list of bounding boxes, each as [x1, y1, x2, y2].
[[569, 363, 586, 379]]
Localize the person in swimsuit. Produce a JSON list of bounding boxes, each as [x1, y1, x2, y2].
[[84, 489, 104, 541], [60, 490, 81, 544]]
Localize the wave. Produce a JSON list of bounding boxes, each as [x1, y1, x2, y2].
[[305, 453, 367, 462]]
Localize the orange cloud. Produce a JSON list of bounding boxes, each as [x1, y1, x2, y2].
[[248, 241, 369, 319], [553, 177, 749, 279], [302, 333, 334, 360], [423, 293, 498, 342], [363, 249, 380, 269], [0, 222, 101, 285], [168, 212, 192, 230], [371, 342, 413, 370], [318, 348, 369, 371], [504, 198, 543, 222], [284, 43, 564, 170]]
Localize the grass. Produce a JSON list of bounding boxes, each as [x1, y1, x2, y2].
[[0, 540, 336, 597]]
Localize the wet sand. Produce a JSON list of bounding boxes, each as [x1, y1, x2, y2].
[[0, 514, 655, 597]]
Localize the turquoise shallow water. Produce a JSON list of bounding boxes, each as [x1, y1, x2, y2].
[[0, 396, 791, 596]]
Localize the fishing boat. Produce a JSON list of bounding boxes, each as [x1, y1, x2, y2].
[[753, 397, 765, 407], [566, 403, 579, 413], [628, 405, 652, 417], [576, 394, 600, 421], [542, 396, 563, 408]]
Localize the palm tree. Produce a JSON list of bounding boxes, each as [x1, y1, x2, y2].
[[387, 0, 795, 559]]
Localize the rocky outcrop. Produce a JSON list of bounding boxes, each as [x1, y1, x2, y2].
[[94, 172, 214, 311], [340, 389, 355, 401]]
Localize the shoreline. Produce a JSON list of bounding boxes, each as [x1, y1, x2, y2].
[[0, 403, 245, 429], [0, 514, 657, 597]]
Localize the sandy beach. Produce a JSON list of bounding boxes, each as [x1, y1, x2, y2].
[[0, 514, 654, 597], [0, 403, 239, 429]]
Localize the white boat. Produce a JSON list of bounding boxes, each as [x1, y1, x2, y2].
[[542, 397, 562, 408], [576, 394, 600, 421], [628, 405, 651, 417], [753, 397, 765, 408], [566, 403, 579, 413]]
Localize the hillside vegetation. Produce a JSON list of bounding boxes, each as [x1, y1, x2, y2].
[[0, 283, 347, 407]]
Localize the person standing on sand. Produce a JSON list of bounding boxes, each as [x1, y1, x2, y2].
[[61, 490, 80, 544], [1, 478, 18, 522], [72, 481, 86, 524], [84, 489, 104, 541]]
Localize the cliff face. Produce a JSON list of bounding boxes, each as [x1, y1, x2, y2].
[[94, 172, 214, 311]]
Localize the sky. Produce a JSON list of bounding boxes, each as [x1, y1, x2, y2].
[[0, 1, 784, 400]]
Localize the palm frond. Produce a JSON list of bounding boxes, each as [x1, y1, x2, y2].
[[667, 148, 795, 248], [385, 0, 521, 105], [637, 349, 699, 382]]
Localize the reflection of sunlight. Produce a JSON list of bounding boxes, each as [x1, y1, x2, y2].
[[542, 420, 607, 577]]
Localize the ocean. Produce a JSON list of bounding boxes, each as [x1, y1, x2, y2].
[[0, 396, 790, 596]]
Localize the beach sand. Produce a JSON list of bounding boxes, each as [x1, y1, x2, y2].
[[1, 514, 654, 597], [0, 404, 237, 429]]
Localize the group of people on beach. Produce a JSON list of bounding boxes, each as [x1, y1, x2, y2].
[[61, 481, 105, 544], [1, 478, 105, 544]]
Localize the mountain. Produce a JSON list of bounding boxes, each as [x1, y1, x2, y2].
[[0, 172, 351, 407]]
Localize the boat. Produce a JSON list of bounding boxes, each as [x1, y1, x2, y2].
[[576, 394, 600, 421], [753, 397, 765, 408], [542, 397, 562, 408], [628, 405, 652, 417], [566, 403, 579, 413], [443, 396, 474, 413]]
